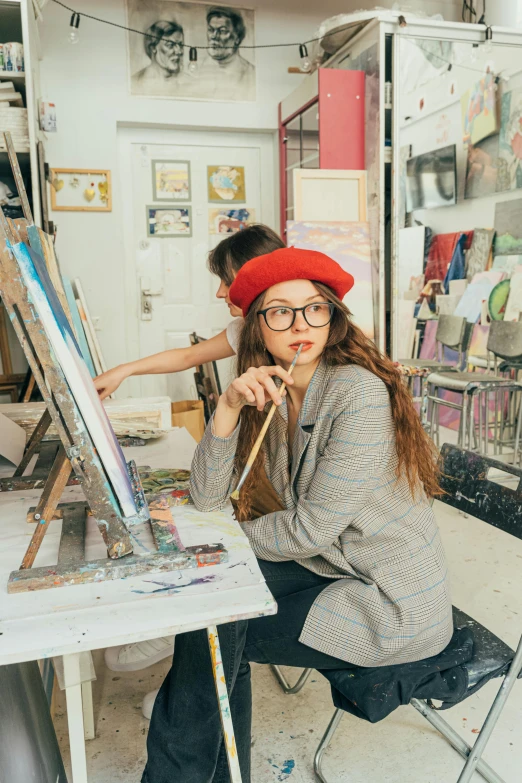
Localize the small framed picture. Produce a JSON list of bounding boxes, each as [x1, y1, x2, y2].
[[208, 207, 256, 235], [50, 169, 111, 212], [207, 165, 246, 203], [151, 160, 191, 202], [146, 205, 192, 238]]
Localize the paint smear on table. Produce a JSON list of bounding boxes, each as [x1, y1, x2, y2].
[[132, 574, 221, 595]]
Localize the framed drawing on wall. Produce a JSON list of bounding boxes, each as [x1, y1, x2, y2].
[[151, 160, 191, 201], [293, 169, 367, 222], [50, 169, 112, 212], [146, 205, 192, 237]]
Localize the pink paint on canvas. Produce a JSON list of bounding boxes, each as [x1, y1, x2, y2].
[[286, 221, 374, 339]]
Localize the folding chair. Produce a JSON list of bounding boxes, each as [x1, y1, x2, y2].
[[273, 445, 522, 783], [189, 332, 222, 423]]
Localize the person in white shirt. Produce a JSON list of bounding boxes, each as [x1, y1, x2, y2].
[[98, 225, 284, 716]]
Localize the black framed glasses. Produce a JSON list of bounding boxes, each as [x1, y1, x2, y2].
[[257, 302, 335, 332]]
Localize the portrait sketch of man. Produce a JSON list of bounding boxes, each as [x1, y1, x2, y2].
[[126, 1, 256, 101]]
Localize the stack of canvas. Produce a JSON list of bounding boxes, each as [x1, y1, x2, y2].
[[0, 107, 29, 151], [0, 80, 24, 109]]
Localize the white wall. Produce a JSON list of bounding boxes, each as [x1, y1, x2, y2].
[[38, 0, 462, 371], [400, 38, 522, 234]]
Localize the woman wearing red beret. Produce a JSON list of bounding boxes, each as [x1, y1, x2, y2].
[[142, 248, 452, 783]]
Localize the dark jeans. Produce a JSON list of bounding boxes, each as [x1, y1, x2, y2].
[[142, 559, 355, 783]]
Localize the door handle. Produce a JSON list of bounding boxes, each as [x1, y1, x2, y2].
[[140, 276, 163, 321]]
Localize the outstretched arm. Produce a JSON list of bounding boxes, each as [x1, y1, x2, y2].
[[94, 329, 235, 399]]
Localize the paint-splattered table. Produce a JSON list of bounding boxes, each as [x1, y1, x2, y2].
[[0, 427, 277, 782]]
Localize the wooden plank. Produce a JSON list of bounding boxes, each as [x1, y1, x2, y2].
[[0, 300, 13, 376], [75, 297, 102, 376], [57, 504, 87, 566], [12, 408, 52, 476], [74, 279, 108, 373], [149, 494, 186, 553], [3, 132, 33, 222], [8, 542, 228, 593], [20, 448, 74, 569]]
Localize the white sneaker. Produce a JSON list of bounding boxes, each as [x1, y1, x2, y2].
[[104, 636, 174, 672], [142, 688, 160, 720]]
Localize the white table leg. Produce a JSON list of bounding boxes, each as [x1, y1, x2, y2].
[[81, 680, 95, 741], [207, 626, 242, 783], [63, 653, 88, 783]]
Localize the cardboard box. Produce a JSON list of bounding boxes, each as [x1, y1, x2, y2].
[[171, 400, 205, 443]]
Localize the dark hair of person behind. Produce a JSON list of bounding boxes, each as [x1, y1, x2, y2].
[[207, 6, 246, 45], [207, 225, 285, 286], [233, 284, 441, 521], [144, 20, 184, 59]]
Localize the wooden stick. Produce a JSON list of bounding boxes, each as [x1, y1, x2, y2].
[[3, 132, 33, 224], [20, 447, 72, 569], [12, 408, 52, 477], [231, 344, 303, 500]]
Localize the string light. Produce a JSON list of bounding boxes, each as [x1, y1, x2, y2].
[[482, 25, 493, 54], [299, 44, 311, 73], [68, 11, 80, 44], [188, 47, 198, 74], [50, 0, 514, 83]]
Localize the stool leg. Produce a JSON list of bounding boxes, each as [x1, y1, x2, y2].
[[458, 394, 468, 449], [514, 390, 522, 467], [314, 709, 344, 783]]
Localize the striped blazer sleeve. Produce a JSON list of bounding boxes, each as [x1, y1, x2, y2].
[[242, 376, 394, 561], [189, 417, 240, 511]]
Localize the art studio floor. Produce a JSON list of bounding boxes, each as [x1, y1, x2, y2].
[[53, 460, 522, 783]]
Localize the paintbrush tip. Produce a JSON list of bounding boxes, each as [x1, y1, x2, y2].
[[230, 490, 240, 500]]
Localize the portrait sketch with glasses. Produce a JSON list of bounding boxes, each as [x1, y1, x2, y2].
[[127, 1, 256, 101]]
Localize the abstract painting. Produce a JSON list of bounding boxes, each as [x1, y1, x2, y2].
[[504, 272, 522, 322], [465, 228, 495, 280], [13, 243, 139, 519], [208, 207, 255, 234], [464, 135, 500, 200], [494, 199, 522, 255], [499, 88, 522, 191], [208, 165, 246, 202], [146, 206, 192, 237], [286, 221, 374, 339], [492, 254, 522, 277], [152, 160, 190, 201], [461, 71, 498, 146], [127, 1, 256, 102]]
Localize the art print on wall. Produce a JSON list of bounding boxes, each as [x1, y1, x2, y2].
[[499, 88, 522, 191], [207, 165, 246, 202], [126, 1, 256, 102], [287, 221, 374, 339], [146, 205, 192, 237], [208, 207, 255, 234], [494, 198, 522, 255], [461, 71, 498, 146], [464, 135, 501, 200], [465, 228, 495, 281], [151, 160, 191, 201]]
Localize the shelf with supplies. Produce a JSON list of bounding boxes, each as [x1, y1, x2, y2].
[[0, 70, 25, 83]]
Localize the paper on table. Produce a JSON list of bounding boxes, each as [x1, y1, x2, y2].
[[0, 413, 26, 466]]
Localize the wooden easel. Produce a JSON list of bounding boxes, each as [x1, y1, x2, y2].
[[0, 164, 227, 595]]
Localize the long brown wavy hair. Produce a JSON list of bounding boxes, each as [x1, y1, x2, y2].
[[233, 282, 441, 521]]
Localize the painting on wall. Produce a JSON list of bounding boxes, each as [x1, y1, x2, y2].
[[208, 207, 255, 234], [465, 228, 495, 281], [499, 88, 522, 191], [494, 199, 522, 255], [464, 135, 501, 200], [146, 205, 192, 237], [151, 160, 191, 201], [207, 165, 246, 202], [126, 1, 256, 102], [286, 221, 374, 339], [461, 71, 498, 146]]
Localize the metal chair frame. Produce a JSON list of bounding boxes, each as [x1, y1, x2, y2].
[[270, 446, 522, 783]]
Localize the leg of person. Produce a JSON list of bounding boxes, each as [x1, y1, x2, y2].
[[142, 621, 251, 783]]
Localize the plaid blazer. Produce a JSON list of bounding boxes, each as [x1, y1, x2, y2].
[[190, 362, 453, 667]]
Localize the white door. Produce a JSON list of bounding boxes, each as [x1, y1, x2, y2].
[[119, 127, 276, 401]]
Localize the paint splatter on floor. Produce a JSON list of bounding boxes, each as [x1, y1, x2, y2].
[[268, 758, 296, 780]]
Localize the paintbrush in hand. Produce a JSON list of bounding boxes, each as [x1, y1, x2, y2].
[[231, 343, 304, 501]]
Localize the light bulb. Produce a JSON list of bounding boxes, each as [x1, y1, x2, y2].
[[69, 12, 80, 45], [483, 39, 493, 54], [189, 47, 198, 73], [299, 44, 311, 73]]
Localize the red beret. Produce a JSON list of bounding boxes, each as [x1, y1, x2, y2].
[[228, 247, 355, 316]]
